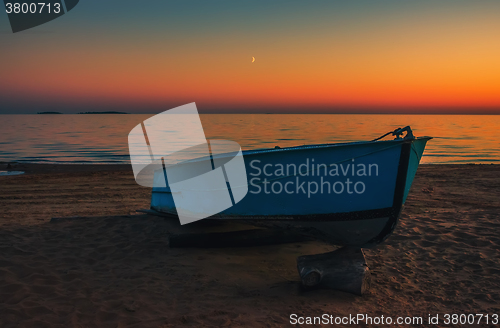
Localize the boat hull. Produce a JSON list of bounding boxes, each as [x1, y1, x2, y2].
[[151, 137, 431, 247]]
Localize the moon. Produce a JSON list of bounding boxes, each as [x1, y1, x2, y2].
[[252, 57, 255, 63]]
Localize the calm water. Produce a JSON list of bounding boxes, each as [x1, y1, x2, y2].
[[0, 114, 499, 164]]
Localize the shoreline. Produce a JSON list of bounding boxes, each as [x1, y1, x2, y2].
[[0, 163, 132, 175], [1, 162, 497, 175]]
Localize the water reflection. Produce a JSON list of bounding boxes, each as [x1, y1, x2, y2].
[[0, 114, 498, 164]]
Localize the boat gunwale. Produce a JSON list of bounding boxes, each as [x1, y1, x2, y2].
[[241, 136, 432, 157], [162, 136, 432, 168]]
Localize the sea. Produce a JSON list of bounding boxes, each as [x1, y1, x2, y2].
[[0, 114, 499, 164]]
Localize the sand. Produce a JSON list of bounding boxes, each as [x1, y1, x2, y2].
[[0, 163, 499, 327]]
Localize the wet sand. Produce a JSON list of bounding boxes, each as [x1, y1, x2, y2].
[[0, 163, 499, 327]]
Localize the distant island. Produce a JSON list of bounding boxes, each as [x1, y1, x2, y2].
[[77, 111, 129, 114], [37, 111, 129, 114]]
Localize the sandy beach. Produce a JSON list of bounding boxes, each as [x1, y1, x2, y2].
[[1, 163, 499, 327]]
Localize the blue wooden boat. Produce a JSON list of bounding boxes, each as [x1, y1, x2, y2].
[[150, 127, 431, 248]]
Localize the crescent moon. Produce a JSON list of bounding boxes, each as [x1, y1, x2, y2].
[[252, 57, 255, 63]]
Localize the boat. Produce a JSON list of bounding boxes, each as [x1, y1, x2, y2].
[[150, 126, 431, 248]]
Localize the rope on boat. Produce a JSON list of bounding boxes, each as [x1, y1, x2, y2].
[[372, 126, 414, 141], [373, 126, 423, 163], [371, 130, 396, 142]]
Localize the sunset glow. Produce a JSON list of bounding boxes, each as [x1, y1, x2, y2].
[[1, 1, 500, 113]]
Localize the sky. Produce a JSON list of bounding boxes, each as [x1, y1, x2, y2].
[[1, 0, 500, 114]]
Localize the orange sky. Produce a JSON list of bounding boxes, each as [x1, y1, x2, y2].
[[1, 1, 500, 113]]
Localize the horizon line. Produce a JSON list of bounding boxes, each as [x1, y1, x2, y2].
[[2, 112, 500, 115]]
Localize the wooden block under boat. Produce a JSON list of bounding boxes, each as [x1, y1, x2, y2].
[[297, 247, 371, 296]]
